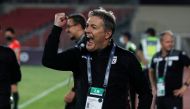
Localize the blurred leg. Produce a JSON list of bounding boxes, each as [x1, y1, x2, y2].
[[11, 84, 19, 109]]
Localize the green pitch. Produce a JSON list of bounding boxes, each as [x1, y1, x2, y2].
[[18, 65, 73, 109]]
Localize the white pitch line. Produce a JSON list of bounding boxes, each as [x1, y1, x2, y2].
[[19, 79, 69, 109]]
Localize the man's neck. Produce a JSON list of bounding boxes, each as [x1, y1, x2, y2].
[[76, 31, 85, 41], [7, 39, 15, 44], [97, 40, 111, 51], [161, 49, 170, 57]]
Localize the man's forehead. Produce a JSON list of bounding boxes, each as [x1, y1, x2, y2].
[[67, 18, 74, 24], [5, 31, 13, 34], [87, 16, 103, 25], [163, 34, 173, 39]]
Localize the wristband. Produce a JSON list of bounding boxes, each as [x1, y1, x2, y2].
[[184, 82, 190, 87]]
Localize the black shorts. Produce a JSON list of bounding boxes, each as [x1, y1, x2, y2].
[[156, 96, 182, 109]]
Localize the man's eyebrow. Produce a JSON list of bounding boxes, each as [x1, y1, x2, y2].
[[86, 23, 97, 27], [91, 24, 97, 27]]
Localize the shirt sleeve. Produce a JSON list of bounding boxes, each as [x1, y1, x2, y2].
[[42, 25, 80, 72], [150, 55, 156, 70], [180, 51, 190, 67], [8, 48, 21, 84], [128, 53, 152, 109]]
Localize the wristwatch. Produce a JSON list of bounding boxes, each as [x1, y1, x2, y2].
[[184, 82, 190, 87]]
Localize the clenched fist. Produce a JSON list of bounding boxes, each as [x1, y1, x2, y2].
[[54, 13, 67, 27]]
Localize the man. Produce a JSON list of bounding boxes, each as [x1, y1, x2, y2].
[[137, 27, 160, 69], [149, 31, 190, 109], [4, 27, 21, 109], [0, 28, 21, 109], [62, 13, 86, 109], [137, 28, 160, 109], [42, 8, 152, 109]]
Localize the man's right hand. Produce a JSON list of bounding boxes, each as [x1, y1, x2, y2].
[[54, 13, 67, 27]]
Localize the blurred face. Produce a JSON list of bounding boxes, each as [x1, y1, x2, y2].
[[65, 18, 78, 40], [85, 16, 111, 52], [4, 31, 14, 42], [161, 34, 174, 52], [123, 36, 129, 43], [119, 36, 129, 45]]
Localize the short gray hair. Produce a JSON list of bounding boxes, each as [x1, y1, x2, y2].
[[159, 30, 175, 41], [88, 7, 116, 35]]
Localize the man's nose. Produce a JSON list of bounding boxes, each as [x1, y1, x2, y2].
[[85, 27, 90, 33]]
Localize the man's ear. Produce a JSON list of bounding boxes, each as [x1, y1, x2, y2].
[[105, 30, 112, 39]]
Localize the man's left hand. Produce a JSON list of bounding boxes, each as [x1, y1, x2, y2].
[[173, 85, 188, 97]]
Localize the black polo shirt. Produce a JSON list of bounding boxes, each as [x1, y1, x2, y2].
[[150, 50, 190, 96]]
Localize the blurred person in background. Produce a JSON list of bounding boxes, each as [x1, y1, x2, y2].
[[137, 27, 160, 71], [119, 31, 136, 53], [4, 27, 21, 109], [149, 31, 190, 109], [137, 27, 160, 109], [42, 7, 152, 109], [0, 26, 21, 109], [62, 13, 86, 109]]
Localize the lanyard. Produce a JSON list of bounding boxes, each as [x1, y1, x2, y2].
[[87, 44, 116, 88], [155, 50, 173, 80]]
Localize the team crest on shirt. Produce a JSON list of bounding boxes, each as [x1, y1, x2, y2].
[[168, 60, 173, 66], [82, 55, 87, 59], [112, 56, 117, 64]]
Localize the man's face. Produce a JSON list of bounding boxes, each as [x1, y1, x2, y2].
[[161, 34, 174, 52], [123, 36, 129, 44], [4, 31, 14, 42], [65, 18, 78, 40], [85, 16, 109, 52]]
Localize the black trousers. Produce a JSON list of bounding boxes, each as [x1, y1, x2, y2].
[[129, 85, 136, 109], [156, 96, 182, 109], [0, 95, 11, 109]]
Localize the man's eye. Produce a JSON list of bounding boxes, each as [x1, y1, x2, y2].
[[92, 26, 96, 29]]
